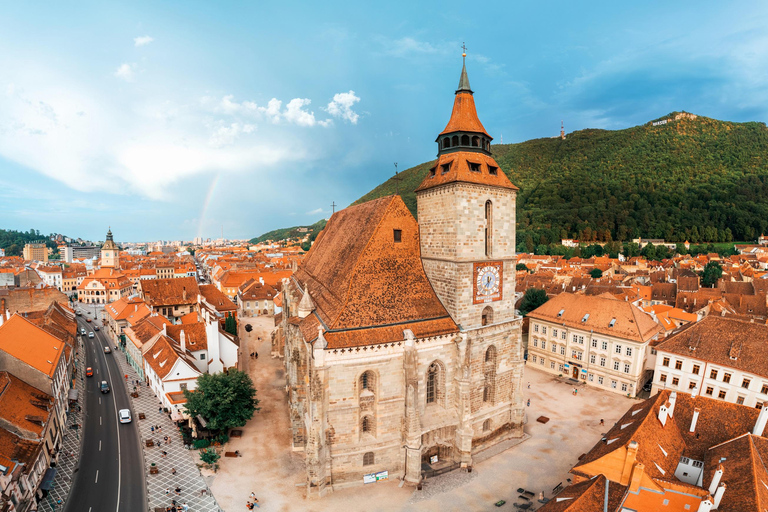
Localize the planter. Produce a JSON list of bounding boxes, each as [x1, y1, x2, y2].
[[150, 465, 159, 474], [138, 413, 146, 420]]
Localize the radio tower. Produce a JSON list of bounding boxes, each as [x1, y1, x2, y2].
[[560, 120, 565, 140]]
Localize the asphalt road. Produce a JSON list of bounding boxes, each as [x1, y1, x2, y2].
[[64, 312, 146, 512]]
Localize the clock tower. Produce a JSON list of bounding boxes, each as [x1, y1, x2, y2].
[[416, 55, 519, 330], [415, 53, 525, 450]]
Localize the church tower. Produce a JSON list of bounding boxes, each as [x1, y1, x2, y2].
[[101, 227, 120, 269], [416, 54, 518, 329]]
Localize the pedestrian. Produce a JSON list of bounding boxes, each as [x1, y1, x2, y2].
[[527, 382, 531, 389], [250, 492, 256, 499], [599, 418, 605, 426], [171, 468, 177, 475], [526, 398, 531, 407], [182, 503, 189, 512], [165, 487, 170, 495], [159, 425, 163, 433], [151, 426, 155, 433], [252, 498, 260, 508], [175, 486, 181, 495], [164, 435, 169, 444], [162, 450, 168, 458], [575, 388, 578, 396], [159, 406, 163, 413]]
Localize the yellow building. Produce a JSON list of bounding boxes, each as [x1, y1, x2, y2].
[[23, 242, 48, 263]]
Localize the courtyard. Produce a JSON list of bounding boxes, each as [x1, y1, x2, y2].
[[209, 320, 635, 511]]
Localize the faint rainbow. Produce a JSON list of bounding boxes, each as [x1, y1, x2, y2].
[[197, 173, 221, 240]]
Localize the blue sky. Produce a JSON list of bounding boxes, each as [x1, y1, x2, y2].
[[1, 1, 767, 242]]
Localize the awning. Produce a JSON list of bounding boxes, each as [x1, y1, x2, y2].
[[68, 389, 79, 401], [40, 467, 57, 490]]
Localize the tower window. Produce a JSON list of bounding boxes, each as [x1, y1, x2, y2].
[[441, 163, 451, 174], [429, 166, 436, 177], [472, 136, 480, 147], [488, 166, 498, 175], [442, 138, 451, 149], [363, 452, 374, 466], [469, 162, 481, 173], [361, 416, 372, 433], [482, 306, 494, 326], [451, 135, 459, 146], [393, 230, 402, 243], [461, 134, 470, 146], [485, 200, 493, 257], [483, 419, 491, 432]]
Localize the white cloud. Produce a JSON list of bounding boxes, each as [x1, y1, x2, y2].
[[326, 90, 360, 124], [306, 207, 323, 215], [114, 63, 137, 82], [134, 36, 154, 47], [283, 98, 317, 126]]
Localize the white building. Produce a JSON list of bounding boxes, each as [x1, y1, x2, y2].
[[652, 315, 768, 407], [526, 293, 662, 396]]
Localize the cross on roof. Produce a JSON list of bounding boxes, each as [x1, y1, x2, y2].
[[331, 201, 337, 214], [461, 42, 467, 55], [393, 162, 402, 195]]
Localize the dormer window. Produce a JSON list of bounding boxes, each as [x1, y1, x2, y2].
[[469, 162, 481, 173], [429, 166, 436, 178], [609, 318, 616, 327], [581, 313, 590, 322], [393, 229, 402, 243], [488, 166, 498, 175], [441, 163, 451, 174], [557, 309, 565, 317]]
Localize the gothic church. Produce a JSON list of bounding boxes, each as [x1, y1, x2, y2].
[[281, 56, 525, 497]]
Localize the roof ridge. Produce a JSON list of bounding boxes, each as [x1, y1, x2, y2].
[[749, 435, 768, 510], [330, 195, 397, 330]]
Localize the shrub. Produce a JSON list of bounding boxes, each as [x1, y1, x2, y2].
[[193, 439, 210, 449]]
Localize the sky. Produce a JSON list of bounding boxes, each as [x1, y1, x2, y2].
[[1, 1, 767, 243]]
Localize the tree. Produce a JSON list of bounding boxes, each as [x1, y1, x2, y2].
[[700, 261, 723, 288], [589, 268, 603, 279], [244, 324, 253, 333], [183, 369, 259, 432], [200, 447, 220, 467], [516, 263, 529, 272], [224, 314, 237, 336], [519, 288, 549, 317]]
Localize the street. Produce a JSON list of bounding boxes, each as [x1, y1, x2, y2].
[[64, 311, 146, 512]]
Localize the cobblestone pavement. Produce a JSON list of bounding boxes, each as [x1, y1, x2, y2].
[[39, 335, 86, 512], [113, 348, 222, 512]]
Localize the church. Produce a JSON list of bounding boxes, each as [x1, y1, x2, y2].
[[280, 55, 525, 497]]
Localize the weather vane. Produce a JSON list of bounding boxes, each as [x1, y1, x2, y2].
[[393, 162, 402, 195], [462, 42, 467, 58]]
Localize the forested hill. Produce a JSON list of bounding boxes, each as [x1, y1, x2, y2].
[[354, 112, 768, 249], [249, 219, 327, 245]]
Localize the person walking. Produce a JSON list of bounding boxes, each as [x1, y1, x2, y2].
[[599, 418, 605, 426]]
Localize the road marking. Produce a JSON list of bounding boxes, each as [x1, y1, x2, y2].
[[95, 470, 99, 483], [102, 344, 124, 512], [99, 397, 101, 405], [100, 416, 102, 426], [99, 440, 102, 451]]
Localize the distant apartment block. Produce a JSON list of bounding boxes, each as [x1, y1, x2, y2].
[[62, 245, 101, 263], [22, 242, 48, 262]]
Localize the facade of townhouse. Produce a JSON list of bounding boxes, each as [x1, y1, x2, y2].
[[527, 292, 662, 396]]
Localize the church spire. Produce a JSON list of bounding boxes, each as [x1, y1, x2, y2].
[[457, 46, 472, 94]]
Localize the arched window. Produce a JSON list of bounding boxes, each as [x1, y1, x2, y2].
[[483, 419, 491, 432], [452, 135, 459, 146], [485, 345, 497, 363], [443, 138, 451, 149], [363, 452, 374, 466], [360, 371, 375, 392], [361, 416, 372, 433], [472, 136, 480, 147], [485, 200, 493, 257], [461, 134, 470, 146], [482, 307, 494, 326], [483, 373, 495, 403], [426, 362, 440, 404]]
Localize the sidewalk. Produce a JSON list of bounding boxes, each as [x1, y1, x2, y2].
[[113, 347, 222, 512], [39, 335, 87, 512]]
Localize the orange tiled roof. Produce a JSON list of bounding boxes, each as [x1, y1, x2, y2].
[[415, 152, 518, 192], [140, 277, 199, 307], [198, 284, 236, 312], [0, 314, 67, 377], [0, 371, 53, 436], [292, 195, 458, 349], [439, 90, 490, 138]]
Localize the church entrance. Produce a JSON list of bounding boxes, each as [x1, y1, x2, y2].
[[572, 366, 579, 379]]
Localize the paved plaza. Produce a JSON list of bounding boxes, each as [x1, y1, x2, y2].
[[210, 321, 636, 511], [113, 346, 222, 512]]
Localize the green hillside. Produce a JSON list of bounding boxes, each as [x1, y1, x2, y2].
[[355, 112, 768, 249], [0, 229, 58, 256], [249, 219, 327, 245]]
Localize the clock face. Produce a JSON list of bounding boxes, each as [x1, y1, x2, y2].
[[473, 262, 503, 304]]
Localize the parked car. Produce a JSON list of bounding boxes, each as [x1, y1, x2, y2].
[[88, 332, 94, 338], [76, 310, 82, 316], [104, 346, 111, 354], [86, 367, 93, 377], [118, 409, 132, 424], [86, 318, 92, 323], [80, 328, 86, 335], [94, 325, 99, 331], [100, 381, 110, 393]]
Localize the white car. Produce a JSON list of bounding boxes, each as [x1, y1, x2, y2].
[[88, 332, 94, 338], [104, 346, 111, 353], [118, 409, 132, 424]]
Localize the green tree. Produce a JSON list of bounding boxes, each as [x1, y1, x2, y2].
[[519, 288, 549, 317], [623, 243, 640, 258], [516, 263, 529, 272], [200, 447, 220, 467], [700, 261, 723, 288], [524, 235, 535, 254], [224, 314, 237, 335], [589, 268, 603, 279], [183, 369, 259, 432]]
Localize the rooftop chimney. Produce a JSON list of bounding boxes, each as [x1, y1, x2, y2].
[[668, 391, 677, 418], [628, 462, 644, 493], [162, 323, 167, 335], [753, 404, 768, 435], [659, 403, 669, 427], [621, 441, 639, 485], [709, 465, 724, 495], [180, 329, 186, 352], [690, 407, 701, 433], [697, 497, 713, 512], [691, 385, 699, 399], [713, 483, 726, 509], [182, 286, 187, 301]]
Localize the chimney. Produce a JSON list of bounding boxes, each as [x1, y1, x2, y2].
[[659, 403, 669, 426], [753, 404, 768, 435], [180, 329, 186, 352], [629, 462, 644, 493], [687, 407, 701, 433], [709, 465, 724, 495], [0, 313, 3, 327], [691, 385, 699, 399], [697, 497, 713, 512], [668, 391, 677, 418], [162, 323, 167, 335], [621, 440, 639, 484], [183, 286, 187, 301], [713, 483, 726, 509]]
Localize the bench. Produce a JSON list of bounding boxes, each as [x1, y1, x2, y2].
[[138, 412, 146, 420], [536, 416, 550, 424], [224, 451, 240, 458], [230, 430, 243, 438]]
